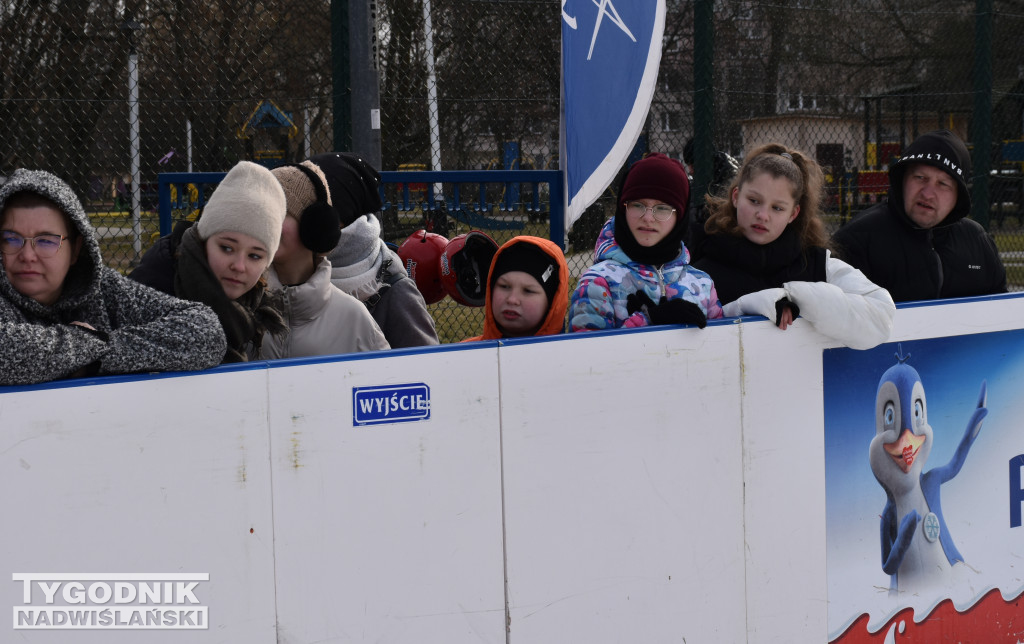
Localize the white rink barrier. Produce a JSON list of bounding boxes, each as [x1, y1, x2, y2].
[[3, 294, 1024, 643]]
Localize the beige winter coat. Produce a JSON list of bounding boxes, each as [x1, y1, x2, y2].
[[260, 258, 389, 360]]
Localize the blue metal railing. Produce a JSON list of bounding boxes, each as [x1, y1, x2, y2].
[[158, 169, 565, 248]]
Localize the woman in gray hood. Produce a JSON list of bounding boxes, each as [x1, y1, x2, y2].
[[0, 169, 227, 385]]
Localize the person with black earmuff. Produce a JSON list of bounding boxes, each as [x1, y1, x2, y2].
[[311, 152, 440, 349], [259, 161, 390, 359]]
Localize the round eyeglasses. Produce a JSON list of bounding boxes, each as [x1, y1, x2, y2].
[[0, 231, 69, 258], [624, 202, 676, 222]]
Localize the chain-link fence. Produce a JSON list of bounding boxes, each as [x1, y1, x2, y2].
[[2, 1, 1023, 341]]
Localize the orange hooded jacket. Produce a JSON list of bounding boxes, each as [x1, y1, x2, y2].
[[463, 235, 569, 341]]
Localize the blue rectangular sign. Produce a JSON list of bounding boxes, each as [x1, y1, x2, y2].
[[352, 383, 431, 426]]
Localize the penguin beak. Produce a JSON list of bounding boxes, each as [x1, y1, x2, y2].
[[883, 428, 925, 473]]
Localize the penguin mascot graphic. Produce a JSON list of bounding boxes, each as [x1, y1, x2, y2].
[[868, 346, 987, 595]]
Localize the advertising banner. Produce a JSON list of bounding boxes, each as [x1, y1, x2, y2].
[[824, 332, 1024, 642]]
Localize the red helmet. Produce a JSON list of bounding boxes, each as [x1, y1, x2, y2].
[[397, 229, 449, 304], [439, 231, 499, 307]]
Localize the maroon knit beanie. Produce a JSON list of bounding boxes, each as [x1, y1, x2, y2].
[[620, 153, 690, 217], [614, 153, 691, 265]]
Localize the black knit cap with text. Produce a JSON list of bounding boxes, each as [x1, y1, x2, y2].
[[489, 240, 560, 302]]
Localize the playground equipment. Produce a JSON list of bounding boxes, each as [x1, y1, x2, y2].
[[158, 169, 566, 248], [237, 100, 298, 169]]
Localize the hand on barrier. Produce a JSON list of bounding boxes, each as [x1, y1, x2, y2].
[[774, 297, 800, 329], [626, 291, 707, 328]]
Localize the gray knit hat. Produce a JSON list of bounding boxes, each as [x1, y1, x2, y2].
[[197, 161, 287, 257]]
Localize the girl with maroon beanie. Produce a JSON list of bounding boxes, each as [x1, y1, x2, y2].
[[569, 153, 722, 331]]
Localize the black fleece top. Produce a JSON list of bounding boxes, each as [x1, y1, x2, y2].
[[691, 227, 827, 305]]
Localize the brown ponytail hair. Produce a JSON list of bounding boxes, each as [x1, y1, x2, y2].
[[703, 143, 828, 250]]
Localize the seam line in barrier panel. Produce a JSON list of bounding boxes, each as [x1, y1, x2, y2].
[[264, 370, 283, 637], [737, 323, 752, 637], [496, 345, 512, 644]]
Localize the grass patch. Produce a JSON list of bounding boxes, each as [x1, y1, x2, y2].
[[993, 231, 1024, 291], [428, 300, 486, 343], [992, 231, 1024, 253], [86, 208, 162, 273]]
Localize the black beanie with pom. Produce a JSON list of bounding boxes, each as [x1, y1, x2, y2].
[[308, 152, 384, 228]]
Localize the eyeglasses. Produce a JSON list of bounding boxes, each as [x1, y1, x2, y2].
[[624, 202, 676, 222], [0, 230, 69, 258]]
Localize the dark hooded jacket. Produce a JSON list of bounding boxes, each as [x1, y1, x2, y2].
[[832, 130, 1006, 302], [0, 169, 227, 385], [464, 236, 569, 341]]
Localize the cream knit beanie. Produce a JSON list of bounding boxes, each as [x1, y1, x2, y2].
[[197, 160, 286, 257]]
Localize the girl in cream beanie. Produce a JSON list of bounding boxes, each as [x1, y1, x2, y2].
[[130, 160, 288, 362], [197, 160, 287, 257]]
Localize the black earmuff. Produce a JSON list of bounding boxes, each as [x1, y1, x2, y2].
[[288, 163, 342, 253]]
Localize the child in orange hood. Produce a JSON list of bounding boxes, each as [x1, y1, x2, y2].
[[464, 236, 569, 341]]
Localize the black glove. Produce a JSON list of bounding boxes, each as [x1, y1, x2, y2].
[[774, 297, 800, 326], [626, 291, 708, 329], [626, 291, 655, 316]]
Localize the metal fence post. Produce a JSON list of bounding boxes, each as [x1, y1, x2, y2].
[[422, 0, 443, 200], [332, 0, 352, 152], [692, 0, 714, 202], [972, 0, 993, 229], [351, 0, 383, 169], [123, 13, 143, 258]]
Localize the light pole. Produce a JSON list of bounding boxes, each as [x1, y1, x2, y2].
[[422, 0, 442, 201], [121, 13, 143, 258]]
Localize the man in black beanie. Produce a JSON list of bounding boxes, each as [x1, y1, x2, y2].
[[832, 130, 1006, 302], [309, 152, 440, 348]]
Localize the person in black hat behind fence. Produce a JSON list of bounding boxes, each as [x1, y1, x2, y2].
[[832, 129, 1007, 302], [310, 152, 440, 348]]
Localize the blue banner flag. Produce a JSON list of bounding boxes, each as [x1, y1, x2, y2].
[[560, 0, 665, 232]]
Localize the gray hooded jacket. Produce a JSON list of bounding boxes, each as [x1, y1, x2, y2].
[[0, 169, 227, 385]]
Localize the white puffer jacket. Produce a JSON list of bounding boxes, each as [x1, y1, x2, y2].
[[722, 251, 895, 350]]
